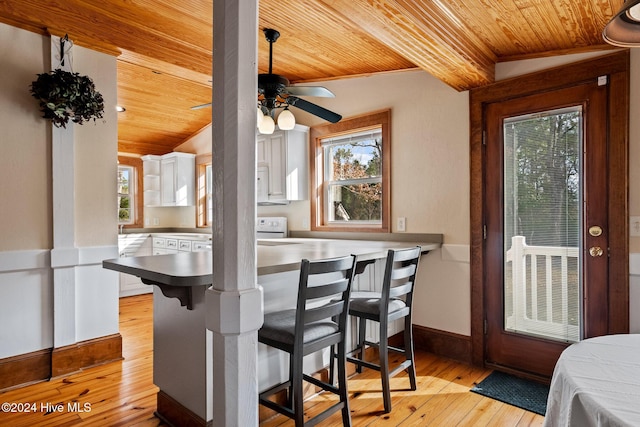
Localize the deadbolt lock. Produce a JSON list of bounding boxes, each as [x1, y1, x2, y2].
[[589, 246, 604, 257], [589, 226, 603, 237]]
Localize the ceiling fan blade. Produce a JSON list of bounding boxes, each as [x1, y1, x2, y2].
[[288, 96, 342, 123], [285, 86, 335, 98], [191, 103, 212, 110]]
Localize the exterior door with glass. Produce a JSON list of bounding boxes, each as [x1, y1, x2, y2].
[[484, 80, 608, 378]]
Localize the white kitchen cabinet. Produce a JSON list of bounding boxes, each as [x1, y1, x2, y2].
[[152, 237, 178, 255], [118, 234, 153, 296], [256, 124, 308, 204], [142, 155, 162, 207], [142, 152, 195, 207], [120, 233, 210, 297]]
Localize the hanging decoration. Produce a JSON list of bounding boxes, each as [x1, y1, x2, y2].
[[29, 34, 105, 128]]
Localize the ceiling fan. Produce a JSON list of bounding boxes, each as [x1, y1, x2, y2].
[[192, 28, 342, 130]]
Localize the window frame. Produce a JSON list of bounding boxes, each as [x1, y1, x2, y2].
[[117, 156, 143, 229], [196, 154, 213, 228], [310, 109, 391, 232]]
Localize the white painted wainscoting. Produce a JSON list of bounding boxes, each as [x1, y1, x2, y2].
[[0, 245, 119, 359], [629, 253, 640, 333]]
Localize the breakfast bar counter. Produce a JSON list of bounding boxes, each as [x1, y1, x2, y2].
[[105, 236, 443, 282], [102, 235, 442, 425]]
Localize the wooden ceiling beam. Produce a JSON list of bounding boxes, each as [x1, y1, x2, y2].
[[324, 0, 497, 91]]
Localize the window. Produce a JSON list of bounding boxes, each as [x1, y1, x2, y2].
[[197, 155, 213, 227], [118, 165, 135, 224], [117, 156, 143, 228], [322, 129, 382, 223], [310, 110, 390, 232]]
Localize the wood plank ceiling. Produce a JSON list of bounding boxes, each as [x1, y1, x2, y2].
[[0, 0, 622, 156]]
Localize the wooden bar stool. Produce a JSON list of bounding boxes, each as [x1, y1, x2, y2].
[[258, 255, 356, 426], [347, 247, 422, 413]]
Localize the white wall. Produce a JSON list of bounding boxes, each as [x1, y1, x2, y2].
[[0, 23, 119, 359]]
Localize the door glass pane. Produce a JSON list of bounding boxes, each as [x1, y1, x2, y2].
[[503, 106, 582, 343]]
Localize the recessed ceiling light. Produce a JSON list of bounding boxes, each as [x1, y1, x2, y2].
[[116, 106, 126, 112]]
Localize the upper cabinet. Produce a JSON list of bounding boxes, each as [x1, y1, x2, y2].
[[142, 152, 195, 207], [257, 125, 309, 204]]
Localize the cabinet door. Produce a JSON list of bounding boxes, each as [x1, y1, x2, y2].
[[161, 158, 176, 205], [256, 135, 267, 164], [266, 132, 286, 200], [257, 165, 269, 203], [174, 156, 194, 206]]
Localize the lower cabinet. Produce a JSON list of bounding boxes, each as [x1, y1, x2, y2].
[[119, 234, 153, 297], [119, 234, 212, 297]]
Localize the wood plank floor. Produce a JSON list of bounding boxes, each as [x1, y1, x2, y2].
[[0, 294, 545, 426]]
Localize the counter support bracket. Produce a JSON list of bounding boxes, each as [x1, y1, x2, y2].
[[142, 279, 195, 310]]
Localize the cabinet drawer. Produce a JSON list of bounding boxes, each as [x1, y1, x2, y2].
[[153, 238, 166, 248], [179, 240, 192, 251], [166, 239, 178, 249], [192, 241, 212, 251]]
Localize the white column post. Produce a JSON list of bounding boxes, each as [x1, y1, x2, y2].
[[206, 1, 261, 426], [50, 35, 79, 348]]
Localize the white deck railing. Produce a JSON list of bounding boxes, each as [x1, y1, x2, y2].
[[505, 236, 580, 342]]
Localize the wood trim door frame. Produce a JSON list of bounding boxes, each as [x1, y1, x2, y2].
[[469, 50, 630, 368]]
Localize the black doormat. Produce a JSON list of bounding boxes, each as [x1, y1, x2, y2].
[[470, 371, 549, 416]]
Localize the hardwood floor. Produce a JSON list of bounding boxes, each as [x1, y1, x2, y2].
[[0, 294, 545, 426]]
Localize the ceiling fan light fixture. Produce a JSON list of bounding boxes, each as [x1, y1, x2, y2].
[[603, 0, 640, 46], [258, 113, 275, 135], [277, 107, 296, 130]]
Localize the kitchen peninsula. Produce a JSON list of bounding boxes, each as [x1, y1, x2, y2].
[[103, 234, 442, 425]]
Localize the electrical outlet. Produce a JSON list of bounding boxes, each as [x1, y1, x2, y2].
[[631, 216, 640, 236], [153, 218, 160, 226], [397, 217, 406, 232]]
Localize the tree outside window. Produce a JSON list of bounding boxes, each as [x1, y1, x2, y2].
[[310, 110, 390, 232], [322, 129, 382, 223]]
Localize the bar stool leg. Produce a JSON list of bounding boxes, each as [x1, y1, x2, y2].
[[355, 317, 366, 373], [292, 350, 305, 426], [338, 339, 352, 426], [404, 315, 417, 390], [379, 326, 392, 413]]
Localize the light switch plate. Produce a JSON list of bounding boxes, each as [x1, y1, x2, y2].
[[631, 216, 640, 236]]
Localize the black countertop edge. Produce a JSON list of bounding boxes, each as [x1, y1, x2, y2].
[[288, 231, 443, 244]]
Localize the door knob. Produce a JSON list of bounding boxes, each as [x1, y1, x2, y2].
[[589, 246, 604, 257]]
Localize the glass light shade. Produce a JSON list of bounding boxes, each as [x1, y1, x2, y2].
[[603, 0, 640, 46], [277, 108, 296, 130], [629, 4, 640, 21], [258, 114, 275, 134], [257, 107, 263, 124]]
